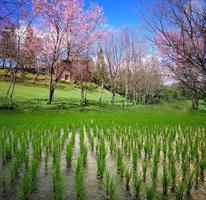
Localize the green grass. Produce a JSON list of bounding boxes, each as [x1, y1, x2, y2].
[[0, 80, 205, 112], [0, 80, 126, 110]]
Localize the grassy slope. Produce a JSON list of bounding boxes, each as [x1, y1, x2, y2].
[[0, 68, 123, 105], [0, 79, 206, 111], [0, 68, 205, 113], [0, 80, 199, 111], [0, 79, 125, 110]]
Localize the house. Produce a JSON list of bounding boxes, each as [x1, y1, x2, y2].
[[60, 56, 94, 82], [16, 55, 94, 82]]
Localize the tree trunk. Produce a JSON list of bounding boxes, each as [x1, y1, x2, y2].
[[5, 68, 17, 106], [47, 71, 54, 105], [111, 88, 115, 106], [133, 91, 137, 105], [33, 68, 39, 84], [124, 84, 128, 109], [81, 84, 85, 105], [145, 94, 149, 104], [192, 97, 199, 111], [2, 59, 6, 68], [48, 86, 55, 105], [99, 80, 104, 104]]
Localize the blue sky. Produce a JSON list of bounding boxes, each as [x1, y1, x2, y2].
[[85, 0, 153, 27]]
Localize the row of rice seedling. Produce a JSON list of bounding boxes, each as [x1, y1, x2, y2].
[[104, 171, 117, 200], [66, 130, 76, 168], [96, 136, 107, 179], [52, 159, 64, 200], [18, 131, 42, 200], [75, 155, 85, 200], [75, 128, 88, 200], [0, 121, 205, 200], [94, 123, 206, 200]]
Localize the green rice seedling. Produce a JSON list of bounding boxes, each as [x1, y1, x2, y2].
[[142, 159, 147, 182], [108, 174, 117, 200], [145, 139, 153, 159], [133, 174, 142, 198], [162, 138, 167, 160], [24, 152, 29, 170], [170, 156, 177, 193], [124, 138, 129, 154], [175, 181, 185, 200], [45, 151, 49, 170], [194, 162, 200, 189], [52, 144, 59, 164], [117, 148, 123, 174], [3, 143, 12, 162], [90, 135, 94, 151], [96, 155, 105, 179], [104, 171, 110, 195], [66, 143, 74, 167], [145, 184, 155, 200], [199, 159, 205, 182], [20, 170, 32, 200], [132, 148, 138, 171], [1, 176, 6, 193], [30, 158, 39, 182], [81, 144, 88, 167], [52, 159, 64, 200], [95, 143, 99, 154], [76, 156, 85, 200], [151, 159, 158, 188], [185, 171, 194, 199], [96, 140, 106, 179], [125, 167, 131, 190], [109, 138, 116, 155], [181, 159, 189, 181], [162, 160, 169, 197], [9, 157, 21, 183]]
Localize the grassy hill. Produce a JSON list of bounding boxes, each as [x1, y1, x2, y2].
[[0, 68, 205, 112], [0, 80, 125, 111], [0, 68, 125, 110]]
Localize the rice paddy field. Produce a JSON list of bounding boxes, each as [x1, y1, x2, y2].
[[0, 112, 205, 200]]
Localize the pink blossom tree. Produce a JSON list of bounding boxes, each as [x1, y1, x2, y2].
[[33, 0, 107, 104], [150, 0, 206, 110], [0, 1, 39, 107]]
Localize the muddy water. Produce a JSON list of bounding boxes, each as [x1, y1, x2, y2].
[[62, 131, 79, 200], [29, 156, 53, 200], [0, 164, 25, 200]]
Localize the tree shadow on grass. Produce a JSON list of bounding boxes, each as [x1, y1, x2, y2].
[[0, 98, 126, 112]]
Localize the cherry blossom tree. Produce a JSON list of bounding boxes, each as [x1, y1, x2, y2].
[[0, 1, 38, 107], [149, 0, 206, 110], [33, 0, 106, 104]]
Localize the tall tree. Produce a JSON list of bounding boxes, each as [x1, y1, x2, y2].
[[93, 48, 107, 104], [102, 31, 124, 106], [33, 0, 106, 104], [0, 1, 37, 106], [149, 0, 206, 110]]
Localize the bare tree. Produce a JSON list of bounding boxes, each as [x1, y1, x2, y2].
[[121, 26, 143, 108], [102, 31, 124, 106], [93, 47, 107, 104]]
